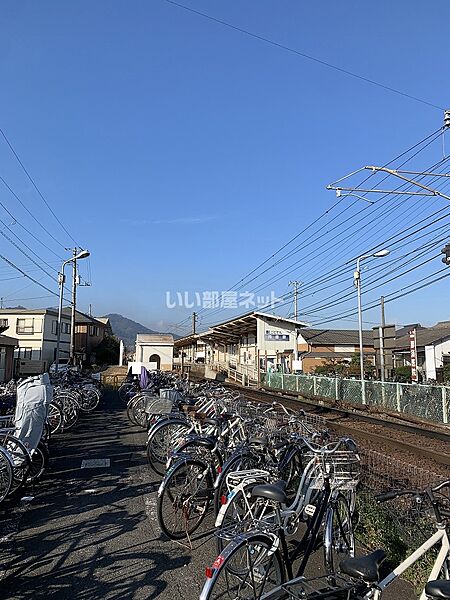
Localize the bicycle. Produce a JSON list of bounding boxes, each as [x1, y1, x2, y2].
[[200, 437, 359, 600], [259, 479, 450, 600]]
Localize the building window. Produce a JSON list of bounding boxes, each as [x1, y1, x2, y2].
[[52, 320, 58, 335], [89, 325, 99, 337], [16, 318, 34, 334], [14, 347, 33, 359], [63, 322, 71, 334], [0, 318, 8, 329]]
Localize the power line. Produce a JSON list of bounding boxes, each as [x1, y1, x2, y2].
[[0, 254, 71, 303], [0, 127, 81, 247], [164, 0, 444, 111], [0, 195, 62, 259], [173, 128, 446, 330], [0, 174, 66, 249]]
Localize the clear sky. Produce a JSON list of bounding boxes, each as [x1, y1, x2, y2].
[[0, 1, 449, 335]]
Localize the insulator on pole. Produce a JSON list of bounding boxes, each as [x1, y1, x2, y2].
[[444, 110, 450, 129]]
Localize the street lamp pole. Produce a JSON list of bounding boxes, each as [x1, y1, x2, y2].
[[55, 249, 90, 372], [354, 249, 390, 404]]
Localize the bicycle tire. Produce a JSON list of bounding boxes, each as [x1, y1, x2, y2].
[[213, 452, 261, 516], [0, 447, 13, 502], [0, 434, 31, 494], [323, 492, 355, 577], [27, 442, 49, 483], [48, 401, 64, 434], [201, 532, 285, 600], [147, 419, 190, 476], [157, 457, 213, 540]]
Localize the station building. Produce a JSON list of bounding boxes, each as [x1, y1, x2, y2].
[[175, 311, 308, 384]]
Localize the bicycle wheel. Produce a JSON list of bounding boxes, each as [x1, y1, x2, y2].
[[324, 492, 355, 576], [48, 401, 64, 434], [202, 533, 285, 600], [157, 458, 213, 539], [78, 386, 100, 412], [214, 452, 261, 516], [27, 442, 49, 483], [0, 434, 31, 494], [0, 447, 13, 502], [130, 394, 151, 428], [147, 419, 190, 476], [217, 482, 271, 556], [119, 382, 135, 403]]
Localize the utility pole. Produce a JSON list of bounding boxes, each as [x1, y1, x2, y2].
[[192, 311, 197, 336], [70, 248, 78, 365], [289, 281, 301, 365], [379, 296, 386, 383]]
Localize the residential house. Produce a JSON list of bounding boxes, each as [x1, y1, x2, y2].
[[393, 323, 450, 382], [0, 308, 72, 366], [70, 311, 113, 365], [0, 318, 17, 382], [297, 329, 375, 374]]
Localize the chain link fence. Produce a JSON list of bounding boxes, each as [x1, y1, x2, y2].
[[260, 372, 450, 424]]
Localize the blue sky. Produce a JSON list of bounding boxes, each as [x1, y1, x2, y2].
[[0, 1, 449, 335]]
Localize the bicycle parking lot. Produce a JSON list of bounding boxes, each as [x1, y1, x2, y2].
[[0, 373, 447, 599]]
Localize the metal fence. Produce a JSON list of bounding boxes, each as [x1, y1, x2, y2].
[[261, 372, 450, 424]]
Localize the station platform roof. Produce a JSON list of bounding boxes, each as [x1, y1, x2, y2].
[[192, 311, 308, 345]]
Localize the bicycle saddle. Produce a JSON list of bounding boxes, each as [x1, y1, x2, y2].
[[248, 436, 269, 447], [203, 417, 221, 428], [339, 549, 386, 583], [189, 436, 216, 450], [251, 481, 287, 504], [425, 580, 450, 599]]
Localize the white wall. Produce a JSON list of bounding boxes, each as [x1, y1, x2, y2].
[[432, 338, 450, 368], [0, 312, 70, 363], [136, 343, 173, 370], [256, 316, 296, 357]]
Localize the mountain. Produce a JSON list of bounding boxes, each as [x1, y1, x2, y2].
[[102, 313, 181, 349]]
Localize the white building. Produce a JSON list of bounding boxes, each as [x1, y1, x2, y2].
[[394, 322, 450, 382], [0, 308, 72, 366], [176, 311, 308, 384], [135, 334, 174, 371]]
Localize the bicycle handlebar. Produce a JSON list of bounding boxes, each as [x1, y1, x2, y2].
[[300, 436, 358, 456]]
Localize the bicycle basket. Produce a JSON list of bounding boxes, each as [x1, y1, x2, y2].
[[307, 450, 360, 491], [145, 397, 173, 415]]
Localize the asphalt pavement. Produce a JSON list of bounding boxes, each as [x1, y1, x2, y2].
[[0, 391, 416, 599]]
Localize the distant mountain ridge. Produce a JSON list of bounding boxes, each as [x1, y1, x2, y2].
[[102, 313, 181, 349]]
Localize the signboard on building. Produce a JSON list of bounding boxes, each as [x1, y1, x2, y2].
[[409, 328, 418, 382], [265, 330, 290, 342]]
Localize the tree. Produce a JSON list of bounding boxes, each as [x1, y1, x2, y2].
[[95, 335, 120, 366], [443, 364, 450, 383], [394, 366, 411, 383]]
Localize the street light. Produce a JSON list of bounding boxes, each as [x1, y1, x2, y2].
[[354, 249, 390, 404], [55, 249, 90, 373]]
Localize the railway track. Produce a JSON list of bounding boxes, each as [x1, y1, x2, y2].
[[221, 382, 450, 469]]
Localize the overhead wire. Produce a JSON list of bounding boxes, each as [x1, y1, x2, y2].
[[0, 127, 81, 247], [164, 0, 444, 111]]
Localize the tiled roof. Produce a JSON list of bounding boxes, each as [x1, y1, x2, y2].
[[136, 334, 174, 344], [394, 327, 450, 349], [299, 329, 374, 346]]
